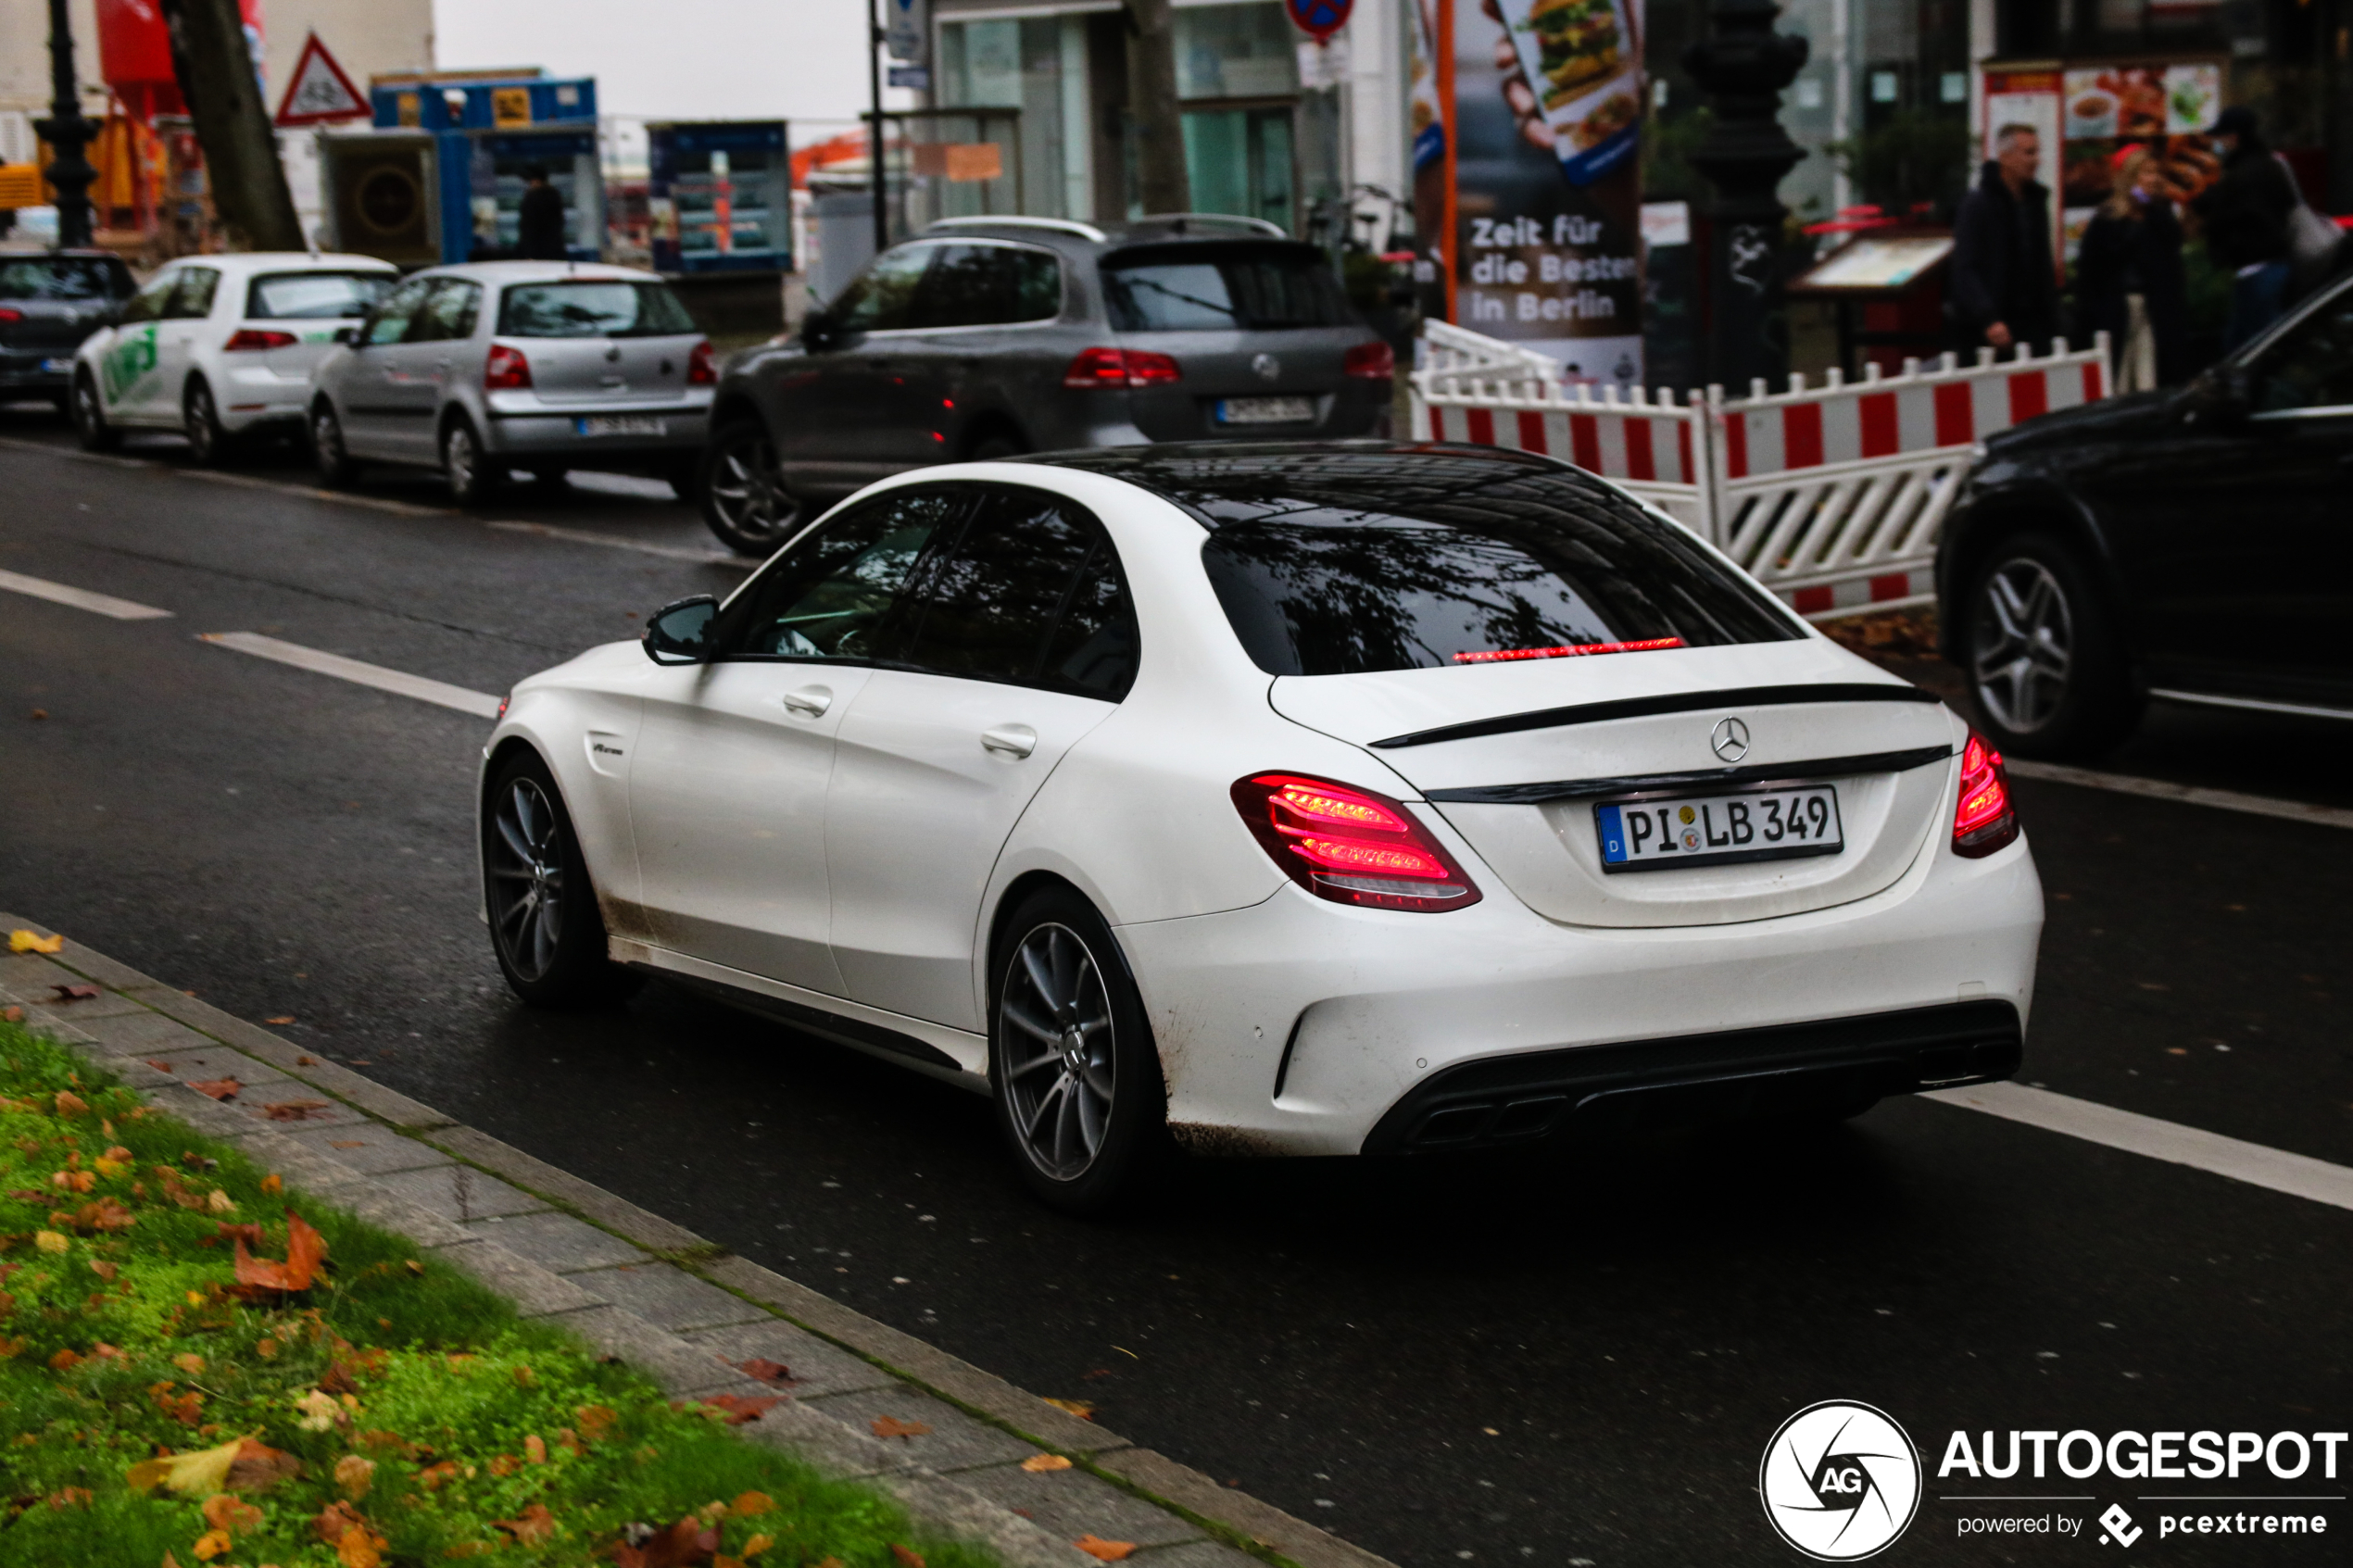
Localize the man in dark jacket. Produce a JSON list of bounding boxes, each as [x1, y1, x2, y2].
[[1948, 124, 2059, 357], [2190, 107, 2299, 350], [516, 166, 570, 260]]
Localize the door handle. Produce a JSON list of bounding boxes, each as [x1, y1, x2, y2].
[[781, 685, 833, 718], [981, 723, 1037, 759]]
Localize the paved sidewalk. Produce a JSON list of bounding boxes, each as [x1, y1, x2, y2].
[[0, 915, 1391, 1568]]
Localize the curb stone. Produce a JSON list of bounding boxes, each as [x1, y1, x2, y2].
[[0, 916, 1398, 1568]]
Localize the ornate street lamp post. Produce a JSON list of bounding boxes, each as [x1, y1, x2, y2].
[[1682, 0, 1809, 389], [37, 0, 101, 249]]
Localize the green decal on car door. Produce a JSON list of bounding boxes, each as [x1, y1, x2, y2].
[[100, 324, 159, 405]]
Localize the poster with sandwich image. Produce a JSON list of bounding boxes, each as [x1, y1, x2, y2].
[[1497, 0, 1641, 184]]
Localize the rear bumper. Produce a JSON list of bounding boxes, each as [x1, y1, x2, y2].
[[1362, 999, 2021, 1154], [0, 356, 71, 394], [484, 411, 707, 457]]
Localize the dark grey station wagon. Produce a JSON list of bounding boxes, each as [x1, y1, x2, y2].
[[697, 215, 1394, 553]]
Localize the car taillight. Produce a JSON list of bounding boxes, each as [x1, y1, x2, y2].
[[1062, 346, 1181, 388], [221, 329, 297, 351], [484, 344, 533, 390], [1343, 340, 1395, 380], [1952, 730, 2019, 858], [686, 339, 716, 385], [1231, 771, 1481, 913], [0, 307, 21, 324]]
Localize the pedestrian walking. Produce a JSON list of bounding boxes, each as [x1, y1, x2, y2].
[[2075, 145, 2189, 391], [516, 166, 570, 261], [2190, 107, 2299, 351], [1948, 124, 2059, 358]]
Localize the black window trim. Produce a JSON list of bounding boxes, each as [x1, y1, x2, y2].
[[711, 479, 1135, 700]]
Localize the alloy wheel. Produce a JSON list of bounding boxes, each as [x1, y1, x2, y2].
[[999, 922, 1117, 1181], [73, 378, 103, 442], [487, 777, 567, 983], [185, 384, 218, 463], [1971, 557, 2074, 734], [446, 424, 478, 495], [706, 427, 796, 547]]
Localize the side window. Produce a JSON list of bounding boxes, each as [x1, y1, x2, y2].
[[895, 487, 1124, 689], [364, 277, 434, 346], [827, 245, 936, 333], [409, 280, 483, 343], [716, 488, 968, 661], [913, 244, 1063, 329], [1041, 542, 1139, 700], [166, 267, 221, 320], [2252, 293, 2353, 413], [120, 272, 178, 324]]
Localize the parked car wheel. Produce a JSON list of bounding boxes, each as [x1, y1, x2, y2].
[[182, 379, 232, 467], [442, 418, 503, 507], [310, 403, 360, 487], [483, 750, 640, 1009], [1963, 532, 2137, 759], [988, 886, 1166, 1215], [70, 371, 120, 452], [700, 417, 800, 555]]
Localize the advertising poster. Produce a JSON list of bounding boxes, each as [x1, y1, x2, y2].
[[1415, 0, 1645, 387], [1990, 58, 2229, 269]]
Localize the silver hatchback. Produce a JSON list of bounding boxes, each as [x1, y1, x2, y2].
[[307, 261, 714, 504]]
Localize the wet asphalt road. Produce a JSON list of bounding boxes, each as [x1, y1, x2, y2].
[[2, 414, 2347, 1567]]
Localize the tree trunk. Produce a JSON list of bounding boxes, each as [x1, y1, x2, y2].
[[1126, 0, 1189, 215], [159, 0, 303, 251]]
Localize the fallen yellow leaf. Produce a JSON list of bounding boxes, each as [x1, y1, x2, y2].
[[193, 1527, 233, 1561], [731, 1490, 774, 1517], [339, 1523, 384, 1568], [1074, 1537, 1137, 1562], [260, 1174, 283, 1197], [1043, 1398, 1096, 1420], [125, 1434, 250, 1496], [740, 1534, 775, 1559], [1020, 1452, 1073, 1473], [34, 1230, 68, 1254], [334, 1454, 376, 1499], [9, 930, 64, 954]]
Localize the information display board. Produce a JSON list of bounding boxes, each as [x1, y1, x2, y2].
[[647, 121, 792, 275]]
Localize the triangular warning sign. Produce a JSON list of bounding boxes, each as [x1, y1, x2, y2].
[[275, 31, 371, 127]]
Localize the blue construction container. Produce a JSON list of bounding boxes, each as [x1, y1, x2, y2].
[[359, 76, 604, 265]]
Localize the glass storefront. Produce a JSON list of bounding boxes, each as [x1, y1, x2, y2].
[[937, 1, 1342, 236]]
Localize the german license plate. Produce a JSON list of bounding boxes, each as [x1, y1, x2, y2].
[[1595, 784, 1844, 872], [575, 415, 666, 438], [41, 358, 74, 373], [1215, 395, 1315, 425]]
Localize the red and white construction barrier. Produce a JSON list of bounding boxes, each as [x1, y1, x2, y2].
[[1411, 325, 2112, 618]]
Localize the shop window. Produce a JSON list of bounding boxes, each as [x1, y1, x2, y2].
[[938, 17, 1090, 220], [1175, 4, 1301, 100], [1181, 107, 1294, 232]]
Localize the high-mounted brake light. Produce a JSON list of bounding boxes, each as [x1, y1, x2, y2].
[[484, 344, 533, 391], [1063, 346, 1181, 388], [1951, 730, 2019, 858], [222, 329, 297, 351], [686, 338, 716, 385], [1231, 772, 1481, 912], [1453, 637, 1683, 664], [1342, 340, 1395, 380]]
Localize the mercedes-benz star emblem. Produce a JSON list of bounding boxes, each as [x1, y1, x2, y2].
[[1711, 717, 1751, 762], [1251, 352, 1281, 381]]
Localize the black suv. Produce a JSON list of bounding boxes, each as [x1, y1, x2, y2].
[[697, 215, 1394, 553], [1936, 269, 2353, 758]]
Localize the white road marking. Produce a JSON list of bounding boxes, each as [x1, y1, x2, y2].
[[2007, 759, 2353, 832], [0, 567, 173, 621], [486, 519, 750, 566], [199, 632, 502, 719], [1926, 1080, 2353, 1214]]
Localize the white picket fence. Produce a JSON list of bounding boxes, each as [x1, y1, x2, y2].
[[1412, 320, 2112, 619]]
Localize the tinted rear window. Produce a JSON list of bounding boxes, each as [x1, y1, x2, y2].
[[0, 257, 129, 301], [1101, 243, 1355, 332], [245, 270, 393, 320], [1158, 449, 1801, 676], [497, 281, 697, 338]]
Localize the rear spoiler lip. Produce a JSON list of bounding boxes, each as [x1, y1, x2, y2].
[[1422, 744, 1957, 806], [1369, 682, 1944, 750]]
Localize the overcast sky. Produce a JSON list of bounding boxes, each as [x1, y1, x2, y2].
[[433, 0, 917, 142]]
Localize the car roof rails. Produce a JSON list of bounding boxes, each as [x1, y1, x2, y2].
[[1125, 212, 1290, 239], [924, 215, 1109, 243]]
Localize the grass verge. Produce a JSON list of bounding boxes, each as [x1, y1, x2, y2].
[[0, 1020, 996, 1568]]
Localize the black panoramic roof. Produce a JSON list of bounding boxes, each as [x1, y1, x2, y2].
[[1016, 441, 1590, 529]]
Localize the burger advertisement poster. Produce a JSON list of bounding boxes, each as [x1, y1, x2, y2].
[[1416, 0, 1646, 387]]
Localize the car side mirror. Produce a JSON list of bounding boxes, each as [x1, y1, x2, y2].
[[333, 324, 360, 345], [2188, 364, 2251, 427], [643, 595, 718, 664], [799, 308, 837, 352]]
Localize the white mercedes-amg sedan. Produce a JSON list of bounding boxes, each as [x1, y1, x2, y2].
[[478, 443, 2042, 1211]]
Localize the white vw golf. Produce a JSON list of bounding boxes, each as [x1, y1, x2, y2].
[[479, 444, 2043, 1210], [70, 251, 396, 462]]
